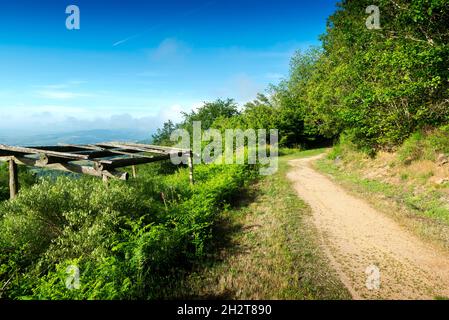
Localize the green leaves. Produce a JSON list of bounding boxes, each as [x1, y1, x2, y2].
[[0, 160, 255, 299], [274, 0, 449, 150], [182, 98, 240, 132]]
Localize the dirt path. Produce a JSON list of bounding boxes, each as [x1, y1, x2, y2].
[[287, 155, 449, 300]]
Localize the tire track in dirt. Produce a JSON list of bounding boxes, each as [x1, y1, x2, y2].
[[287, 155, 449, 300]]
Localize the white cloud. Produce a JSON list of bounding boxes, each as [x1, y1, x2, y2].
[[150, 38, 191, 61], [211, 73, 263, 103], [157, 102, 202, 123], [37, 84, 68, 90], [30, 105, 88, 115], [0, 100, 201, 138], [35, 90, 91, 100], [33, 81, 91, 100]]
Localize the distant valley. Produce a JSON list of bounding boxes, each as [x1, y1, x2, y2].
[[0, 129, 153, 146]]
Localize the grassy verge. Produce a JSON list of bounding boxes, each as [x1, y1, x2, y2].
[[314, 156, 449, 250], [172, 149, 350, 299]]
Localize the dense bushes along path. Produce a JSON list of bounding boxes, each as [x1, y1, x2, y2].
[[287, 155, 449, 299]]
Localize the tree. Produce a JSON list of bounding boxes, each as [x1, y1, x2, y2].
[[242, 94, 277, 130], [315, 0, 449, 149], [270, 49, 332, 147], [181, 98, 240, 131], [152, 120, 177, 146], [273, 0, 449, 150]]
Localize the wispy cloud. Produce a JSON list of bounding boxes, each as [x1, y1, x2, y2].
[[113, 33, 143, 47], [33, 81, 91, 100], [112, 1, 216, 47], [35, 90, 91, 100], [150, 38, 191, 61], [211, 73, 264, 103]]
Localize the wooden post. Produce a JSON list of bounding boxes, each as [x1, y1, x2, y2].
[[132, 165, 137, 179], [188, 151, 194, 185], [102, 174, 109, 185], [9, 159, 19, 199]]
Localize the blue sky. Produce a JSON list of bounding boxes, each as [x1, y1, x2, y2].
[[0, 0, 337, 137]]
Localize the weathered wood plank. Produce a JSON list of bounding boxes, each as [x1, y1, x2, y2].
[[61, 144, 144, 159], [188, 150, 194, 185], [0, 150, 29, 157], [9, 159, 19, 199], [0, 144, 89, 160], [11, 155, 127, 180], [37, 155, 73, 166], [1, 142, 189, 183], [28, 145, 90, 152], [12, 155, 101, 176], [95, 142, 168, 155], [99, 154, 171, 170], [119, 141, 189, 152], [87, 149, 154, 160]]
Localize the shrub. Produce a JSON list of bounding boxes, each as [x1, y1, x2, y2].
[[0, 161, 255, 299], [397, 126, 449, 164], [397, 131, 427, 164], [0, 163, 37, 202]]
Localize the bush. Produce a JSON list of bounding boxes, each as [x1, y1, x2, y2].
[[397, 131, 427, 164], [397, 126, 449, 164], [0, 161, 255, 299], [327, 131, 364, 160]]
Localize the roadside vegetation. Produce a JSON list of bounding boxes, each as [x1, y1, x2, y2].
[[170, 149, 349, 300], [0, 161, 256, 299], [315, 126, 449, 250]]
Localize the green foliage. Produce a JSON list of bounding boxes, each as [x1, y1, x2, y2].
[[271, 48, 332, 148], [397, 131, 428, 163], [397, 126, 449, 164], [327, 131, 363, 160], [154, 1, 448, 151], [0, 161, 254, 299], [0, 162, 37, 202], [268, 0, 449, 150], [241, 94, 277, 131], [151, 120, 177, 146], [182, 98, 240, 132]]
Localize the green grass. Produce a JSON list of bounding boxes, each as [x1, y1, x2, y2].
[[314, 156, 449, 249], [280, 148, 328, 161], [171, 149, 350, 299]]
